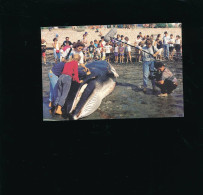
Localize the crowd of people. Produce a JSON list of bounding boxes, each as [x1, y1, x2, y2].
[[41, 30, 182, 65]]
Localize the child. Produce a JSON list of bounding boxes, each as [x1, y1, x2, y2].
[[154, 61, 178, 97], [52, 38, 60, 63], [174, 35, 181, 61], [63, 41, 71, 52], [55, 54, 83, 114], [60, 45, 64, 62], [125, 37, 132, 63], [96, 44, 101, 60], [104, 42, 112, 63], [119, 43, 125, 63], [88, 41, 95, 60], [94, 40, 98, 48], [114, 43, 119, 63], [41, 39, 47, 64], [168, 34, 175, 61]]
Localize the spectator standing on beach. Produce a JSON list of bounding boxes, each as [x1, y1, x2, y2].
[[52, 37, 60, 63], [134, 36, 142, 62], [88, 41, 96, 60], [155, 34, 163, 60], [125, 37, 132, 63], [81, 34, 88, 48], [138, 39, 159, 93], [104, 42, 112, 63], [101, 36, 106, 47], [41, 39, 47, 65], [163, 31, 170, 60], [115, 34, 121, 45], [168, 34, 175, 61], [114, 43, 119, 63], [63, 37, 72, 46], [96, 44, 102, 60], [60, 45, 64, 62], [61, 42, 89, 72], [54, 54, 83, 115], [174, 35, 181, 60], [63, 41, 71, 52], [139, 32, 143, 39], [119, 43, 125, 64], [94, 40, 98, 48]]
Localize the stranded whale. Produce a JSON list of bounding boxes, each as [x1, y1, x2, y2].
[[61, 60, 119, 120]]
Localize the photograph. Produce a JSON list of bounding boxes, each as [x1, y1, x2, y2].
[[41, 23, 184, 121]]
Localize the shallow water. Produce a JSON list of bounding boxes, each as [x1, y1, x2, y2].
[[42, 52, 184, 121]]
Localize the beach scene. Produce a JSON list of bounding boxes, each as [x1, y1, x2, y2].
[[41, 24, 184, 121]]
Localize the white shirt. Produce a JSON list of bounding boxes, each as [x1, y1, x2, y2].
[[163, 36, 170, 45], [175, 39, 180, 44], [169, 38, 175, 47], [60, 49, 64, 56], [125, 41, 131, 52], [114, 46, 118, 52], [104, 45, 112, 53], [135, 38, 141, 46], [62, 47, 84, 65], [96, 48, 101, 54], [102, 41, 106, 46]]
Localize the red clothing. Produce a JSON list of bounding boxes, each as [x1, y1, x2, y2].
[[63, 45, 70, 51], [62, 61, 80, 83]]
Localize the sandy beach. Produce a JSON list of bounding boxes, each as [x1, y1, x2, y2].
[[41, 27, 182, 46]]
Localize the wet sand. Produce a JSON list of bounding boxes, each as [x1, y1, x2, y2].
[[42, 50, 184, 120]]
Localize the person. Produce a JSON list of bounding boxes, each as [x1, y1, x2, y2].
[[115, 34, 121, 45], [163, 31, 170, 60], [168, 34, 175, 61], [41, 39, 47, 64], [63, 37, 72, 46], [94, 40, 98, 48], [88, 41, 95, 60], [134, 37, 142, 62], [174, 35, 181, 61], [81, 34, 88, 49], [119, 43, 125, 63], [48, 61, 66, 108], [104, 42, 112, 63], [125, 36, 132, 63], [154, 61, 178, 97], [63, 41, 71, 52], [101, 36, 106, 47], [138, 39, 160, 93], [54, 54, 83, 114], [155, 34, 163, 60], [114, 43, 119, 63], [150, 35, 155, 46], [52, 37, 60, 63], [119, 35, 125, 46], [61, 42, 89, 72], [95, 44, 101, 60], [59, 45, 64, 62], [139, 32, 143, 39]]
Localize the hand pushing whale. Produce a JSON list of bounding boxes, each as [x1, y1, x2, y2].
[[61, 60, 119, 120]]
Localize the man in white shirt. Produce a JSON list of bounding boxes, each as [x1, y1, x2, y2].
[[163, 31, 170, 60]]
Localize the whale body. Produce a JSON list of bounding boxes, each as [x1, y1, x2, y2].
[[61, 60, 119, 120]]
